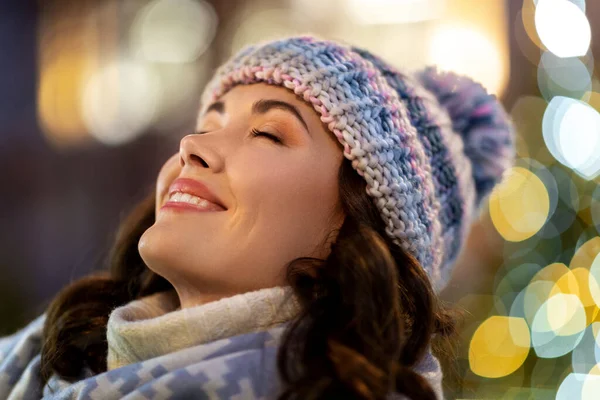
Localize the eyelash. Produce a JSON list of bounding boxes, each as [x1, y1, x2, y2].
[[194, 129, 282, 144], [250, 128, 282, 144]]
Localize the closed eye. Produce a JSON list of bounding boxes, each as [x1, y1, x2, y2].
[[250, 128, 282, 144], [194, 129, 283, 145]]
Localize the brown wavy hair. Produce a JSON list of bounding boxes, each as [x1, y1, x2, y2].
[[40, 158, 457, 399]]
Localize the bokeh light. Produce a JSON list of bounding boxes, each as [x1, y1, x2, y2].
[[560, 268, 600, 324], [534, 0, 591, 58], [468, 316, 530, 378], [495, 262, 541, 314], [592, 186, 600, 234], [345, 0, 445, 25], [518, 3, 544, 64], [572, 323, 600, 374], [38, 51, 89, 147], [509, 97, 553, 163], [537, 52, 592, 102], [427, 25, 505, 95], [551, 164, 580, 211], [229, 7, 306, 57], [534, 0, 586, 12], [129, 0, 217, 63], [489, 167, 550, 242], [531, 357, 569, 389], [557, 373, 600, 400], [150, 61, 211, 134], [590, 254, 600, 309], [542, 96, 600, 180], [524, 161, 558, 218], [524, 273, 565, 325], [531, 293, 586, 358], [570, 237, 600, 271], [81, 60, 161, 146]]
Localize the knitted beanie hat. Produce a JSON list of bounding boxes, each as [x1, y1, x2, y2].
[[199, 35, 515, 292]]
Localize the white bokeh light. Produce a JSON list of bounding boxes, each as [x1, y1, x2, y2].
[[428, 25, 505, 95], [531, 293, 586, 358], [571, 324, 600, 374], [557, 373, 600, 400], [534, 0, 591, 58], [82, 60, 161, 146], [589, 254, 600, 308], [532, 294, 586, 336], [537, 52, 592, 101], [345, 0, 446, 25], [542, 97, 600, 180], [229, 8, 306, 58], [558, 102, 600, 169], [130, 0, 217, 63], [534, 0, 586, 12]]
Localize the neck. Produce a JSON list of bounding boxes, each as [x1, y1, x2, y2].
[[106, 285, 301, 370], [173, 284, 272, 309]]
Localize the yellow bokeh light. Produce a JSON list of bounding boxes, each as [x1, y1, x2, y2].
[[523, 263, 575, 326], [551, 266, 600, 325], [81, 60, 161, 146], [590, 254, 600, 310], [521, 0, 545, 51], [469, 316, 530, 378], [489, 167, 550, 242], [38, 54, 89, 146], [509, 97, 554, 164], [531, 294, 586, 358], [533, 294, 586, 337], [532, 262, 571, 284], [585, 92, 600, 115], [571, 237, 600, 270], [572, 268, 600, 324], [589, 364, 600, 375]]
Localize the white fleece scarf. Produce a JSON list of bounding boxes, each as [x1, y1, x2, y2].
[[105, 286, 301, 370]]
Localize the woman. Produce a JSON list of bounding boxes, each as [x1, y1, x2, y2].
[[0, 35, 514, 399]]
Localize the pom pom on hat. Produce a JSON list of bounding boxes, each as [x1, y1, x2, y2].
[[417, 66, 516, 207]]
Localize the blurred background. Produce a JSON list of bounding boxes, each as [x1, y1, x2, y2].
[[1, 0, 600, 398]]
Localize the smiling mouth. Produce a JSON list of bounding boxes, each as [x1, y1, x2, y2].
[[162, 192, 226, 212]]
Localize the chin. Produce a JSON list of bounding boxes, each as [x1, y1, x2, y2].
[[137, 224, 172, 276], [138, 224, 209, 284]]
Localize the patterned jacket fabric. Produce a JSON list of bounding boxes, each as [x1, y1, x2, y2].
[[0, 315, 444, 399]]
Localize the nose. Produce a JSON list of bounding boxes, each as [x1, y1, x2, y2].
[[179, 134, 224, 172]]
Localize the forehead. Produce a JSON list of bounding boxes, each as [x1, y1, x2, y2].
[[204, 83, 318, 121], [221, 83, 302, 105], [197, 83, 342, 150]]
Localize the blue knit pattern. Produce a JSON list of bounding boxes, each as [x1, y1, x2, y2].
[[0, 315, 445, 399], [200, 35, 515, 290]]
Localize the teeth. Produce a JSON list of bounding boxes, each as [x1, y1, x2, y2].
[[181, 193, 192, 202], [168, 192, 214, 208], [171, 193, 183, 202]]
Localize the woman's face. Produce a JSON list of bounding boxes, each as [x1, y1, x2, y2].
[[139, 83, 345, 307]]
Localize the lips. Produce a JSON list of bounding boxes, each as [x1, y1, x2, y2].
[[166, 178, 227, 210]]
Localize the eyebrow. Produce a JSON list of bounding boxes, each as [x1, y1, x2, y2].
[[204, 99, 310, 134]]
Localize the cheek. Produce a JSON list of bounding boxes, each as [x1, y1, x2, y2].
[[231, 151, 340, 230], [155, 154, 181, 210]]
